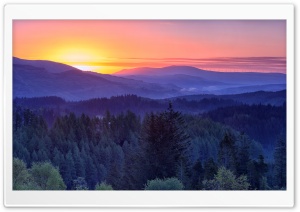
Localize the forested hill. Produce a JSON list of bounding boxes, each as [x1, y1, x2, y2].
[[171, 90, 286, 106], [13, 90, 285, 120], [13, 91, 286, 161], [203, 104, 286, 153], [13, 100, 286, 191], [13, 94, 238, 119]]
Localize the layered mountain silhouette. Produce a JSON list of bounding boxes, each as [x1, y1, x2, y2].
[[13, 57, 286, 100], [114, 65, 286, 93], [13, 57, 181, 100]]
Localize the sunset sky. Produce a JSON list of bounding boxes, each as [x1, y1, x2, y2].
[[13, 20, 286, 74]]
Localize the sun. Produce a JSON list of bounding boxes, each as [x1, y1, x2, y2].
[[51, 47, 105, 73], [61, 52, 96, 62], [72, 65, 101, 72], [56, 47, 100, 62]]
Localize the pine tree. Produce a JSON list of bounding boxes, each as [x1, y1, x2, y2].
[[218, 132, 237, 173], [236, 133, 251, 176], [142, 103, 190, 180], [37, 149, 49, 162], [273, 138, 286, 189], [72, 145, 85, 178], [31, 150, 38, 162], [63, 150, 76, 189], [85, 155, 98, 189], [106, 144, 125, 189], [247, 155, 268, 190], [204, 158, 218, 180], [121, 140, 148, 190], [52, 147, 63, 168], [190, 159, 204, 189]]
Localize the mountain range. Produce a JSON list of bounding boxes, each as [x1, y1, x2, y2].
[[13, 57, 286, 100], [13, 90, 286, 126]]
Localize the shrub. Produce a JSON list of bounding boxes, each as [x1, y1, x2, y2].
[[202, 166, 250, 190], [144, 177, 184, 190], [95, 182, 113, 190]]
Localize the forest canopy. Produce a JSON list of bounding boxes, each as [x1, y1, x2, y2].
[[13, 95, 286, 190]]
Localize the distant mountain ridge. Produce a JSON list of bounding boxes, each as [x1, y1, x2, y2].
[[13, 57, 286, 100], [13, 57, 81, 73], [115, 66, 204, 76], [13, 57, 182, 100], [114, 65, 286, 85], [13, 90, 286, 121], [114, 65, 286, 95]]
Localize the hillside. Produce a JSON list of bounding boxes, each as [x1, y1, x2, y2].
[[13, 57, 286, 100]]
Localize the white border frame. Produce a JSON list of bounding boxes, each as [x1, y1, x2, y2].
[[3, 3, 294, 207]]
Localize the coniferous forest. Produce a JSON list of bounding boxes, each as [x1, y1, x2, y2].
[[13, 93, 286, 190], [12, 19, 288, 192], [12, 19, 293, 192]]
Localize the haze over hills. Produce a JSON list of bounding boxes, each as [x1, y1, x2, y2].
[[13, 57, 286, 100], [13, 57, 182, 100], [169, 90, 286, 106], [114, 65, 286, 85]]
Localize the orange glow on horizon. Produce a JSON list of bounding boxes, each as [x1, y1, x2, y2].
[[13, 20, 286, 74]]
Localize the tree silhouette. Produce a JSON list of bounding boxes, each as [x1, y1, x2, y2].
[[142, 103, 190, 180]]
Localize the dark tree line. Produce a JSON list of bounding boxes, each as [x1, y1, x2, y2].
[[13, 102, 286, 190], [13, 95, 240, 126], [204, 103, 286, 156]]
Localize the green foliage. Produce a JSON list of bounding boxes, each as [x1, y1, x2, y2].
[[30, 162, 66, 190], [144, 177, 184, 190], [13, 100, 285, 190], [95, 182, 114, 190], [13, 157, 30, 189], [13, 158, 39, 190], [13, 158, 66, 190], [202, 167, 250, 190], [72, 177, 88, 190]]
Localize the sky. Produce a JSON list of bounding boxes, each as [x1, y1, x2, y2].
[[13, 20, 286, 74]]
